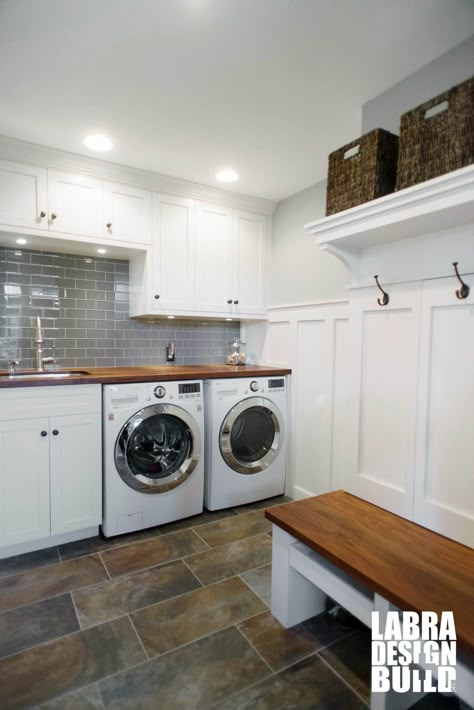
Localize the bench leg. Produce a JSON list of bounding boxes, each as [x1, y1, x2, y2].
[[271, 525, 327, 628]]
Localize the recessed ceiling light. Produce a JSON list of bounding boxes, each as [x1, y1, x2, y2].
[[16, 238, 27, 245], [226, 318, 233, 321], [167, 315, 175, 319], [216, 168, 239, 183], [84, 258, 92, 264], [14, 250, 23, 256], [84, 134, 113, 151], [97, 248, 107, 254]]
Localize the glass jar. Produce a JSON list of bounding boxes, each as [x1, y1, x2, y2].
[[226, 338, 247, 365]]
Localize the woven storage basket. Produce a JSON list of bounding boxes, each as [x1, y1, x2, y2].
[[325, 128, 399, 216], [396, 75, 474, 191]]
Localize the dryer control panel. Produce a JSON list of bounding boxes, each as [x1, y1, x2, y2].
[[178, 382, 201, 400]]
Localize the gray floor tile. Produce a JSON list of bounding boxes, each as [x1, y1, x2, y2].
[[0, 616, 145, 708], [0, 547, 60, 580], [240, 564, 272, 606], [39, 683, 104, 709], [132, 576, 267, 657], [216, 653, 366, 709], [158, 508, 238, 534], [99, 626, 269, 710], [59, 528, 161, 561], [73, 559, 201, 628], [0, 555, 108, 613], [185, 534, 272, 585], [0, 593, 79, 659], [195, 511, 272, 548], [100, 529, 208, 578], [319, 627, 372, 703]]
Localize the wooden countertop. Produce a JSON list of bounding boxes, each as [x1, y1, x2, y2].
[[0, 364, 291, 388], [266, 490, 474, 655]]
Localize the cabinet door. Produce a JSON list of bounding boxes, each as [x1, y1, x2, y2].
[[0, 160, 48, 230], [152, 194, 195, 311], [345, 283, 422, 519], [194, 201, 233, 313], [0, 418, 50, 546], [103, 182, 152, 244], [50, 413, 102, 535], [232, 210, 266, 314], [414, 276, 474, 547], [47, 170, 103, 237]]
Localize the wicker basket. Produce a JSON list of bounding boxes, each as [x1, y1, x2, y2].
[[325, 128, 399, 216], [396, 76, 474, 191]]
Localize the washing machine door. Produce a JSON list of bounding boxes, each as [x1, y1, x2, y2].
[[115, 404, 201, 494], [219, 397, 283, 475]]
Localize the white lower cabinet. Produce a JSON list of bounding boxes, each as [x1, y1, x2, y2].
[[50, 412, 102, 535], [0, 385, 102, 549], [413, 276, 474, 548], [0, 417, 51, 546]]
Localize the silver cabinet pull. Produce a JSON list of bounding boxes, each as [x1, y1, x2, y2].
[[51, 213, 58, 220], [106, 222, 112, 229], [40, 211, 47, 218]]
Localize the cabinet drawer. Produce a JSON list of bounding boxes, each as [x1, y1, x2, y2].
[[0, 384, 102, 421]]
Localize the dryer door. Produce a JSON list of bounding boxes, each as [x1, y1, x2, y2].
[[115, 404, 201, 493], [219, 397, 283, 475]]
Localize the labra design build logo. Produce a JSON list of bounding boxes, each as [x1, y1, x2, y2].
[[371, 611, 456, 694]]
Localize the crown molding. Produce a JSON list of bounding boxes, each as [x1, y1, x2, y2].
[[0, 134, 277, 216]]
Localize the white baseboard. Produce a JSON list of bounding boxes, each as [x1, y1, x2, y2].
[[287, 484, 315, 500], [0, 526, 99, 560]]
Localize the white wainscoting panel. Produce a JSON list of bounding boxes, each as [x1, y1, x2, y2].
[[243, 300, 349, 500]]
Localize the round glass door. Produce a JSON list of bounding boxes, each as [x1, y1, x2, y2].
[[220, 397, 283, 474], [115, 403, 201, 493]]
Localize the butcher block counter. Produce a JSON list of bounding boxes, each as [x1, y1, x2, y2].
[[0, 364, 291, 388]]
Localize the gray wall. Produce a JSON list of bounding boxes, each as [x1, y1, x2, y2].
[[270, 180, 349, 306], [0, 248, 239, 369], [362, 36, 474, 134]]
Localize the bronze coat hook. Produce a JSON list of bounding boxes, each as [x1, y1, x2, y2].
[[452, 262, 470, 300], [374, 275, 390, 306]]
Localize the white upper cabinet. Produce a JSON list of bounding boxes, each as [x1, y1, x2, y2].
[[232, 210, 266, 315], [414, 275, 474, 548], [0, 160, 48, 230], [48, 170, 104, 237], [194, 201, 234, 314], [152, 194, 195, 312], [103, 182, 152, 244], [345, 282, 422, 519]]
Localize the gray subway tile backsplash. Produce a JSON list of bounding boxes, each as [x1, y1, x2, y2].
[[0, 248, 240, 369]]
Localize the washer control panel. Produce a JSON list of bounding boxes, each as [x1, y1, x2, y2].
[[268, 378, 285, 393], [178, 382, 201, 400]]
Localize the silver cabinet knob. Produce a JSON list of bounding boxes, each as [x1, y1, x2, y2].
[[51, 213, 58, 220], [154, 294, 160, 299], [40, 211, 47, 219], [227, 299, 232, 304], [106, 222, 112, 229], [233, 300, 239, 305]]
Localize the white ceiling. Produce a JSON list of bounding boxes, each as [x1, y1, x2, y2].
[[0, 0, 473, 201]]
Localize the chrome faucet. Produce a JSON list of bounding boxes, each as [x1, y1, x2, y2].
[[35, 316, 56, 371]]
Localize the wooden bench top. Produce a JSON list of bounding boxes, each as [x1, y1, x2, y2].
[[266, 490, 474, 656]]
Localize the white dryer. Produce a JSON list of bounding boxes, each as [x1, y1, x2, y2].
[[102, 380, 204, 537], [204, 376, 287, 510]]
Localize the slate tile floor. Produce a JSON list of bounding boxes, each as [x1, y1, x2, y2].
[[0, 495, 468, 709]]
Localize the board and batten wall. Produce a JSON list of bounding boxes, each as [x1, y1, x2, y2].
[[243, 299, 349, 500]]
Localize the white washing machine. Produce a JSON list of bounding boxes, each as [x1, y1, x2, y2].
[[102, 380, 204, 537], [204, 376, 287, 510]]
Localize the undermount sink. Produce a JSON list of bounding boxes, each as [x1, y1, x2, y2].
[[0, 370, 90, 379]]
